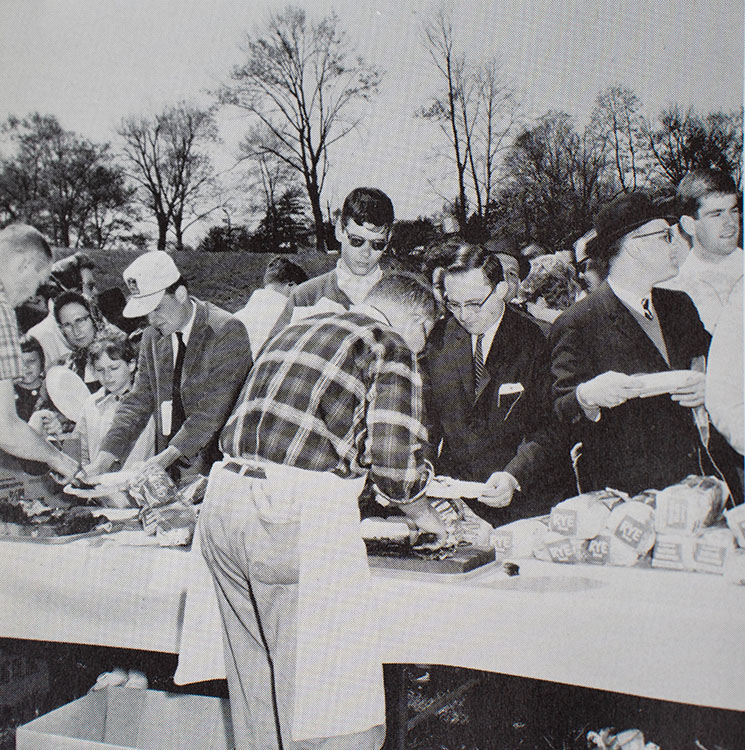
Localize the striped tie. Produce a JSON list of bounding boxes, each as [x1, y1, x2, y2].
[[473, 333, 486, 399]]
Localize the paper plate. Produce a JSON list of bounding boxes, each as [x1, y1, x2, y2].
[[427, 476, 487, 499], [631, 370, 699, 398], [45, 366, 91, 423], [63, 469, 137, 501]]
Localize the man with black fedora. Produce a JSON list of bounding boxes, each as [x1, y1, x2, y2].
[[549, 192, 716, 495]]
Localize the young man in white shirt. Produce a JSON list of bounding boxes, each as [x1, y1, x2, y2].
[[660, 168, 742, 332]]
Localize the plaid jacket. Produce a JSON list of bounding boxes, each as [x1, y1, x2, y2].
[[220, 310, 431, 503], [0, 283, 23, 382]]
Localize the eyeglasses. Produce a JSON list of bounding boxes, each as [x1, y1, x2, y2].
[[60, 314, 92, 333], [631, 227, 675, 244], [443, 284, 497, 314], [345, 233, 388, 252]]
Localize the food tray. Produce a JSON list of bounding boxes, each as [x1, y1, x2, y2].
[[367, 542, 495, 574]]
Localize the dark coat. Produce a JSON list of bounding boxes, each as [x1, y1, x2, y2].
[[423, 306, 558, 525], [549, 282, 711, 494]]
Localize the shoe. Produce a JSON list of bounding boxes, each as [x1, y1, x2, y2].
[[124, 670, 148, 689]]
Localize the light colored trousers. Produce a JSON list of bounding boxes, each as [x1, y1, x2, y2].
[[200, 461, 385, 750]]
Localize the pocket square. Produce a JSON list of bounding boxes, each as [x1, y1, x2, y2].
[[498, 382, 524, 413]]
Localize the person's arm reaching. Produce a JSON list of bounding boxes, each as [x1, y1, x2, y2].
[[0, 379, 78, 482]]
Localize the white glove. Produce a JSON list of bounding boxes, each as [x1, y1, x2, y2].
[[577, 371, 640, 410]]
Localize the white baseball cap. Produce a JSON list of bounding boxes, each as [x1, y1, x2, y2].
[[122, 251, 181, 318]]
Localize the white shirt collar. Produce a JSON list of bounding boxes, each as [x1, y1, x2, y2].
[[608, 279, 655, 318], [172, 298, 196, 358], [472, 306, 505, 359], [335, 259, 383, 305], [679, 246, 743, 281]]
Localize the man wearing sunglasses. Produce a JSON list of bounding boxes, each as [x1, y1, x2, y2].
[[268, 187, 393, 340], [423, 238, 557, 526], [550, 192, 721, 495]]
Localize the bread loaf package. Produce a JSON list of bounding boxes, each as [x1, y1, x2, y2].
[[654, 475, 728, 535], [652, 533, 695, 570], [128, 465, 177, 509], [724, 548, 745, 585], [690, 526, 736, 575], [491, 517, 549, 560], [548, 489, 625, 539], [604, 501, 656, 566], [724, 503, 745, 548], [533, 531, 586, 564]]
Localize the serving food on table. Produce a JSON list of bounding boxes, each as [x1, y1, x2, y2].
[[1, 173, 743, 750]]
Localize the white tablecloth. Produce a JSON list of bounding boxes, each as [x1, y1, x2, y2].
[[1, 533, 744, 711]]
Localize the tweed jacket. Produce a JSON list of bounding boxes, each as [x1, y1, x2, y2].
[[101, 298, 252, 475]]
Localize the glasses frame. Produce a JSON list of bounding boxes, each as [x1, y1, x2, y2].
[[344, 229, 389, 253], [60, 313, 93, 333], [443, 283, 497, 314], [630, 227, 675, 244]]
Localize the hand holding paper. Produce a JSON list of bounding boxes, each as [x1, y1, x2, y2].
[[669, 370, 705, 408], [577, 371, 639, 410], [479, 471, 520, 508]]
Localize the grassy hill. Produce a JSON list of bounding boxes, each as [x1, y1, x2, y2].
[[59, 248, 337, 313]]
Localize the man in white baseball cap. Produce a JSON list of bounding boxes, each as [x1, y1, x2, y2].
[[87, 250, 252, 479], [121, 249, 181, 318]]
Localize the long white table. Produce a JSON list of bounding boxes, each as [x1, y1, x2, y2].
[[1, 533, 744, 713]]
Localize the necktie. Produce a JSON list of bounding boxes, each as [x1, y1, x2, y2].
[[170, 332, 186, 440], [641, 297, 654, 321], [473, 333, 486, 399]]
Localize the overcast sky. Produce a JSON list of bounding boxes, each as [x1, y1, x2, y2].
[[1, 0, 742, 232]]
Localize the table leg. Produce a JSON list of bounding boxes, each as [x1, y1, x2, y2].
[[382, 664, 406, 750]]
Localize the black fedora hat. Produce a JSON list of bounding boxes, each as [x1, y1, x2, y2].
[[593, 192, 676, 255]]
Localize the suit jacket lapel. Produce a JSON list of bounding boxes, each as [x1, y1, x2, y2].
[[450, 320, 476, 402], [180, 299, 207, 386], [600, 283, 670, 371], [651, 288, 681, 368]]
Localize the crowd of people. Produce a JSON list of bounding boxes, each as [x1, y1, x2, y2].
[[0, 169, 742, 750]]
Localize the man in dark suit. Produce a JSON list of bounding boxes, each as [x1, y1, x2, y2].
[[423, 238, 556, 526], [87, 251, 252, 479], [550, 192, 714, 495]]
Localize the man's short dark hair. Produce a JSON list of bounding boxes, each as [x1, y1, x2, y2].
[[430, 237, 504, 293], [263, 257, 309, 287], [677, 168, 739, 218], [366, 271, 438, 323], [164, 276, 188, 296], [340, 188, 394, 230], [19, 334, 45, 369], [53, 290, 92, 324]]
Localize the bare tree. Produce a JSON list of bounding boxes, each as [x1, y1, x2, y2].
[[220, 5, 381, 250], [419, 6, 517, 235], [0, 113, 135, 249], [118, 102, 218, 251], [644, 105, 743, 191], [470, 60, 519, 228], [498, 111, 612, 249], [419, 8, 471, 230], [590, 85, 647, 193], [237, 124, 302, 235]]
